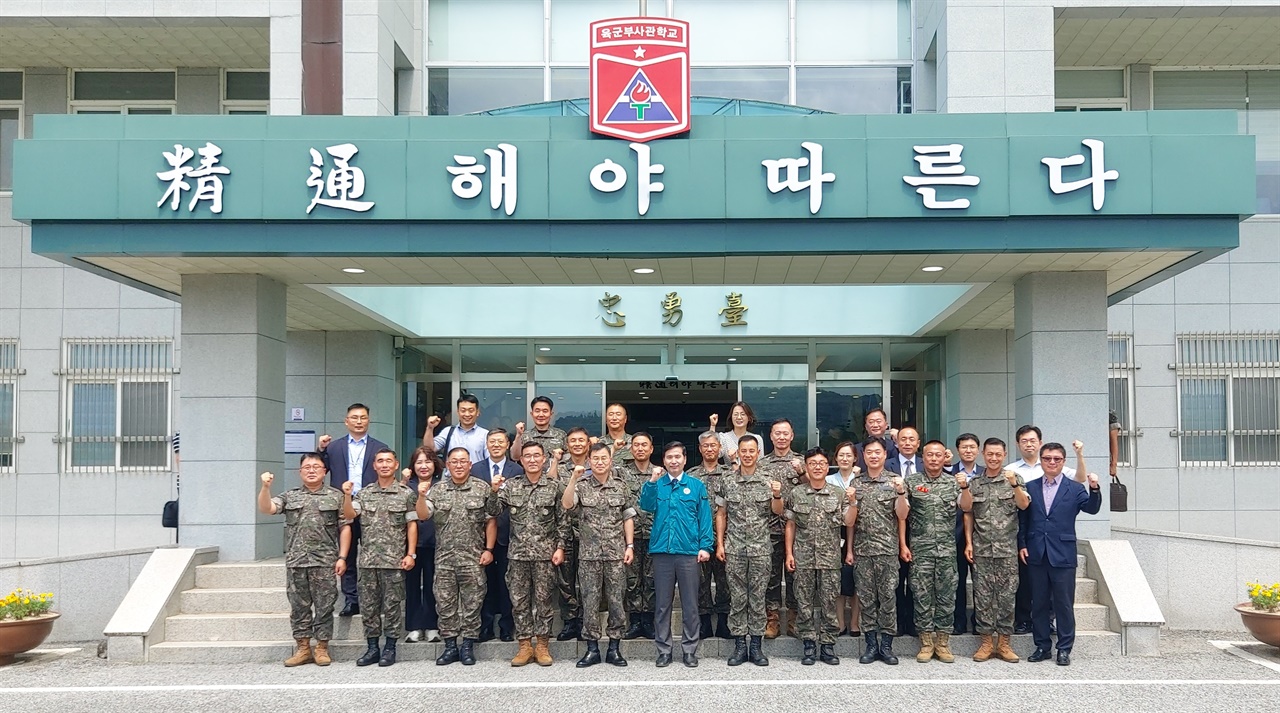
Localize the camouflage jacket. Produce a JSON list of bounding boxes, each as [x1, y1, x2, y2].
[[785, 481, 848, 570], [569, 470, 637, 562], [516, 426, 567, 462], [352, 480, 419, 569], [618, 460, 657, 539], [713, 469, 776, 558], [968, 471, 1025, 558], [426, 476, 499, 569], [554, 458, 590, 540], [603, 432, 635, 466], [498, 473, 565, 561], [851, 471, 902, 557], [272, 485, 345, 568], [759, 450, 803, 534], [905, 472, 961, 558], [687, 462, 731, 502]]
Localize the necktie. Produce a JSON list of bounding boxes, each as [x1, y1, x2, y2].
[[904, 459, 914, 476], [493, 463, 500, 477]]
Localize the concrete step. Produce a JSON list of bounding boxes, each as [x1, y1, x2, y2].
[[195, 562, 287, 589], [145, 630, 1122, 664], [963, 577, 1098, 606], [180, 587, 288, 615], [166, 612, 364, 642]]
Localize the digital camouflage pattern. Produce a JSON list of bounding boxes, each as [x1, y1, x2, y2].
[[712, 470, 775, 558], [855, 554, 898, 635], [498, 474, 565, 561], [758, 450, 803, 535], [272, 486, 345, 568], [570, 470, 636, 562], [793, 568, 840, 644], [604, 432, 635, 467], [516, 426, 567, 463], [286, 566, 338, 640], [905, 472, 962, 633], [507, 559, 558, 638], [851, 472, 902, 557], [358, 567, 405, 639], [785, 481, 847, 571], [618, 461, 655, 613], [968, 472, 1025, 558], [352, 481, 418, 569], [725, 553, 770, 636], [426, 476, 498, 641], [555, 459, 586, 621], [435, 564, 487, 639], [972, 555, 1018, 636], [689, 463, 731, 616], [578, 559, 628, 640]]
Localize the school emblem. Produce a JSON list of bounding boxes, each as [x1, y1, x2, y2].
[[589, 17, 690, 143]]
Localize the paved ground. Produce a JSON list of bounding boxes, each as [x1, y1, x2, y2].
[[1, 631, 1277, 713]]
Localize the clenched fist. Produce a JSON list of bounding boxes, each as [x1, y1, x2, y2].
[[427, 415, 441, 430], [650, 467, 664, 483], [418, 480, 430, 497], [515, 422, 526, 435], [317, 434, 332, 450], [260, 471, 274, 486], [401, 468, 412, 483], [1003, 470, 1019, 487], [572, 465, 585, 479], [552, 448, 564, 462], [955, 472, 967, 488], [341, 481, 354, 496], [770, 480, 782, 498], [1072, 440, 1084, 453], [891, 476, 905, 491], [1087, 472, 1100, 489], [492, 475, 506, 492], [709, 413, 719, 429]]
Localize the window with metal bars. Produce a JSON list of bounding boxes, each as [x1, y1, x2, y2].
[[59, 340, 176, 472], [1174, 334, 1280, 466], [1107, 334, 1135, 468], [0, 341, 17, 472]]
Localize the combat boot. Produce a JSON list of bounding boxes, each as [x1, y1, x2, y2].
[[994, 633, 1020, 663], [557, 618, 581, 641], [356, 637, 381, 666], [623, 613, 645, 640], [313, 640, 331, 666], [879, 634, 899, 665], [933, 632, 955, 663], [605, 638, 628, 667], [764, 610, 780, 639], [699, 614, 713, 640], [973, 633, 994, 662], [801, 640, 817, 666], [511, 638, 535, 667], [786, 609, 798, 638], [715, 613, 732, 639], [378, 638, 397, 667], [534, 636, 554, 666], [640, 612, 656, 640], [726, 636, 748, 666], [284, 638, 313, 667], [916, 631, 935, 663], [436, 637, 460, 666], [819, 643, 839, 665], [748, 635, 769, 666], [459, 638, 477, 666], [859, 632, 879, 664], [576, 640, 601, 668]]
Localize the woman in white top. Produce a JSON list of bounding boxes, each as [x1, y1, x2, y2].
[[825, 441, 861, 637], [709, 400, 764, 465]]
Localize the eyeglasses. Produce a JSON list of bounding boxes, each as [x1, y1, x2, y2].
[[300, 464, 325, 472], [1040, 456, 1065, 463]]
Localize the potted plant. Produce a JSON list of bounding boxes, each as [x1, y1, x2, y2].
[[1235, 581, 1280, 648], [0, 589, 59, 666]]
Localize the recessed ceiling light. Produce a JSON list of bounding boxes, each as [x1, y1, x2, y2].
[[642, 396, 650, 399], [732, 347, 743, 351], [632, 267, 655, 274], [549, 392, 557, 395], [539, 347, 552, 352], [628, 358, 637, 362], [682, 391, 690, 395], [578, 358, 587, 362], [639, 392, 646, 395], [342, 267, 365, 274], [921, 266, 944, 273], [506, 392, 513, 395], [727, 357, 737, 362]]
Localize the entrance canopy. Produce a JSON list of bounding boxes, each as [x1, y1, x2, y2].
[[12, 110, 1255, 335]]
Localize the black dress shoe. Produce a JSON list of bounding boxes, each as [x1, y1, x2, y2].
[[1028, 647, 1052, 663], [557, 619, 581, 641], [682, 652, 699, 668], [1014, 622, 1032, 635], [478, 627, 495, 643], [340, 602, 360, 617], [1056, 649, 1071, 666], [655, 652, 672, 668], [500, 630, 515, 642], [951, 625, 967, 636], [715, 613, 732, 639]]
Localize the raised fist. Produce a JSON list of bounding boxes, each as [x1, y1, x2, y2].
[[1087, 472, 1100, 489], [1072, 439, 1084, 453], [427, 415, 441, 430], [791, 458, 804, 474], [891, 476, 905, 489], [944, 448, 954, 462], [846, 487, 857, 503], [1003, 470, 1019, 487], [317, 434, 332, 450], [341, 481, 354, 496], [401, 468, 412, 483], [650, 467, 664, 483], [492, 475, 506, 491], [515, 422, 526, 435], [770, 480, 782, 498], [260, 471, 274, 485], [552, 448, 564, 462], [709, 413, 719, 429], [572, 465, 585, 479], [852, 465, 861, 475], [418, 481, 430, 497], [955, 472, 967, 488]]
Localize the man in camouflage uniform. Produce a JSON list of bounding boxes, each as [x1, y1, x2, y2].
[[688, 431, 731, 639], [902, 440, 967, 664], [962, 437, 1029, 663], [495, 441, 565, 667], [511, 396, 567, 471], [341, 448, 427, 667], [619, 431, 657, 639], [553, 426, 592, 640], [714, 435, 783, 666], [758, 418, 805, 638], [603, 403, 635, 468], [784, 448, 856, 666], [561, 441, 636, 668], [257, 453, 351, 667], [850, 438, 909, 665], [422, 446, 499, 666]]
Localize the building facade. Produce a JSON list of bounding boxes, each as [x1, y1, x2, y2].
[[0, 0, 1274, 562]]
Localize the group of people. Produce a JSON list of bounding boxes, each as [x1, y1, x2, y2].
[[258, 397, 1102, 669]]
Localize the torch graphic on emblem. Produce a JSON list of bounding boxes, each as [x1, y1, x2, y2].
[[629, 82, 652, 121]]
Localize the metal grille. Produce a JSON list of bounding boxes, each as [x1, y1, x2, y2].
[[1107, 333, 1135, 467], [0, 341, 17, 472], [59, 339, 176, 473], [1174, 333, 1280, 467]]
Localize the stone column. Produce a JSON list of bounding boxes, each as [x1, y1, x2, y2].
[[179, 274, 287, 560], [936, 2, 1055, 113], [1014, 271, 1110, 539], [944, 329, 1014, 445]]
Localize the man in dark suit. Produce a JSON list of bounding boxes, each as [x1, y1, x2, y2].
[[855, 408, 899, 471], [471, 428, 524, 641], [318, 403, 390, 616], [1018, 441, 1102, 667], [887, 426, 924, 638]]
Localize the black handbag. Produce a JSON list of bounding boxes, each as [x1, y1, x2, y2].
[[1109, 475, 1128, 513], [162, 499, 179, 528]]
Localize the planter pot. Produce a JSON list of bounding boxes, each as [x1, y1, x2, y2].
[[1235, 603, 1280, 648], [0, 612, 60, 666]]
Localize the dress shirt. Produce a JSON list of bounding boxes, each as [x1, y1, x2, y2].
[[1042, 473, 1060, 514], [1009, 458, 1076, 483], [346, 435, 367, 493], [433, 423, 491, 463]]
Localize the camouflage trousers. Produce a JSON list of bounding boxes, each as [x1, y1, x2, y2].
[[434, 565, 487, 640], [357, 567, 405, 640], [698, 557, 729, 615], [766, 534, 797, 612], [286, 566, 338, 640], [909, 553, 959, 633], [579, 559, 627, 641], [557, 538, 580, 621], [972, 556, 1018, 636], [507, 558, 557, 639], [725, 553, 770, 636], [854, 554, 899, 636], [625, 537, 654, 613], [794, 567, 840, 644]]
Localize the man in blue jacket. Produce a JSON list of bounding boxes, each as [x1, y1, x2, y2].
[[640, 441, 714, 668], [1018, 441, 1102, 667]]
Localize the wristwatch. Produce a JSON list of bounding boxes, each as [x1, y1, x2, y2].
[[408, 553, 417, 559]]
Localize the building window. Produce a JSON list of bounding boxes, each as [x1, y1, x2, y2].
[[0, 70, 23, 193], [70, 70, 176, 114], [1175, 334, 1280, 467], [1107, 334, 1135, 467], [223, 70, 269, 114], [0, 341, 17, 472], [60, 340, 175, 472]]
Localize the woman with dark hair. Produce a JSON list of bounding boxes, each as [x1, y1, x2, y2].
[[709, 400, 764, 464], [826, 441, 861, 638], [404, 445, 445, 643]]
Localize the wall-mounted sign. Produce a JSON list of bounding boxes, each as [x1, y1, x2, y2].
[[589, 17, 691, 143]]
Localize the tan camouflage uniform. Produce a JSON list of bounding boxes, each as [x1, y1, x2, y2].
[[498, 473, 565, 639], [968, 472, 1024, 637], [426, 476, 499, 640], [272, 485, 345, 641], [786, 481, 848, 645], [852, 471, 903, 635], [714, 469, 776, 636]]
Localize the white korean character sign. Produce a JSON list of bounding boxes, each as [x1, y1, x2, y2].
[[589, 17, 690, 143]]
